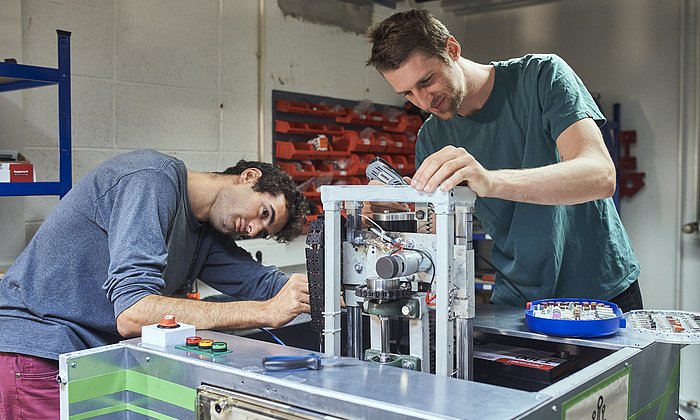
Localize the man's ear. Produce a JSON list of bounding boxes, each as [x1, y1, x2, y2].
[[446, 35, 461, 61], [239, 168, 262, 184]]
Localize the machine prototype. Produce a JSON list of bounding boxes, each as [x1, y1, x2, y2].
[[309, 182, 476, 379]]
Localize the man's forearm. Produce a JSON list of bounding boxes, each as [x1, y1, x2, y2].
[[116, 294, 269, 337], [487, 154, 616, 205]]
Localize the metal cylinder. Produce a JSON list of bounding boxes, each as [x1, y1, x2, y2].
[[455, 207, 473, 246], [365, 276, 400, 292], [346, 306, 363, 359], [379, 316, 391, 363], [376, 251, 431, 279], [455, 317, 474, 380]]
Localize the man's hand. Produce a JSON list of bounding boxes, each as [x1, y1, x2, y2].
[[411, 145, 492, 196], [263, 273, 310, 328]]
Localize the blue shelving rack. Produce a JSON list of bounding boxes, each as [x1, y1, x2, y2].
[[0, 30, 72, 198]]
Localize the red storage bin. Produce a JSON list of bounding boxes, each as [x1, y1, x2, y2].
[[366, 132, 387, 153], [366, 111, 385, 126], [334, 130, 371, 153], [336, 109, 368, 125], [275, 120, 308, 134], [275, 141, 315, 160], [275, 100, 310, 114], [276, 161, 317, 180], [391, 155, 409, 175], [382, 114, 423, 134]]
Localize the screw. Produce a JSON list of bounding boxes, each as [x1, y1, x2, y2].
[[70, 363, 76, 368], [145, 357, 150, 363], [551, 405, 557, 412], [354, 263, 363, 273], [625, 362, 629, 367]]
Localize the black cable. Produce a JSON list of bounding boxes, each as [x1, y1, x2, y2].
[[473, 248, 530, 303]]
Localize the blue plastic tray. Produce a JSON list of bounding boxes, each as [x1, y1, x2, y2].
[[525, 298, 626, 338]]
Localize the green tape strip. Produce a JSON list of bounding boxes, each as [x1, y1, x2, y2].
[[125, 370, 195, 410], [67, 371, 125, 404], [69, 403, 178, 420], [67, 370, 195, 411], [628, 352, 681, 420], [562, 365, 631, 418]]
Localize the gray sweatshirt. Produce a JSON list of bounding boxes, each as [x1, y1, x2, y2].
[[0, 150, 288, 360]]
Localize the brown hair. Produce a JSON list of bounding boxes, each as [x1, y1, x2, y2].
[[366, 9, 451, 73]]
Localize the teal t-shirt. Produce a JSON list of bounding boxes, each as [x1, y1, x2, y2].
[[416, 54, 640, 306]]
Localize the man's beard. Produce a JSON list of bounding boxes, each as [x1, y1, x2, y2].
[[433, 87, 464, 120]]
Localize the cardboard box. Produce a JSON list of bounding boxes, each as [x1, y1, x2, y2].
[[0, 152, 35, 183]]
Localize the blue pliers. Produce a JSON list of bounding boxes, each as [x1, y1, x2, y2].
[[262, 354, 322, 371]]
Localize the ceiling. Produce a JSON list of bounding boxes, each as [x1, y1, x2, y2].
[[336, 0, 564, 16]]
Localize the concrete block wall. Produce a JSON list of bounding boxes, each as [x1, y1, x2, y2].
[[9, 0, 440, 247]]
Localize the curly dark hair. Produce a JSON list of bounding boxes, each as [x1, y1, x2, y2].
[[221, 160, 308, 243], [366, 9, 451, 73]]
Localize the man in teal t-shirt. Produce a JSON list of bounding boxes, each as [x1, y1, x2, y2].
[[365, 10, 641, 310]]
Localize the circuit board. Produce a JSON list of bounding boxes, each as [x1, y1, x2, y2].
[[530, 300, 617, 321], [524, 298, 624, 337], [623, 310, 700, 344]]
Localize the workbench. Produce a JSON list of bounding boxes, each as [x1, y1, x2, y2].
[[58, 304, 680, 419]]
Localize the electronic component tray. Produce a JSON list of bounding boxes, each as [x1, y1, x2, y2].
[[525, 298, 625, 338]]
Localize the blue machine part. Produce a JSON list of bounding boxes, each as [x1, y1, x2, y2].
[[525, 298, 626, 338]]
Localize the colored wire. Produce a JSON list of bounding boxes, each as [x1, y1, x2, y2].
[[259, 328, 286, 346]]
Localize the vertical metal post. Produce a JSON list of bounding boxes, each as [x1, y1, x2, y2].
[[456, 318, 474, 380], [323, 201, 342, 356], [434, 202, 454, 377], [379, 316, 391, 363], [56, 30, 72, 198], [347, 306, 363, 359], [343, 201, 363, 358]]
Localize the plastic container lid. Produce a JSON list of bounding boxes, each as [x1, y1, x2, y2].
[[524, 298, 625, 338]]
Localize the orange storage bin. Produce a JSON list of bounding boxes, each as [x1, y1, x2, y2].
[[276, 161, 317, 180], [381, 133, 404, 154], [391, 155, 409, 175], [275, 120, 308, 134], [334, 130, 371, 153], [275, 141, 314, 160], [366, 111, 385, 126], [275, 100, 310, 114], [366, 133, 387, 153], [382, 114, 423, 134]]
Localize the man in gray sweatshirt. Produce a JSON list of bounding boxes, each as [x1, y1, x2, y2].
[[0, 149, 310, 418]]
